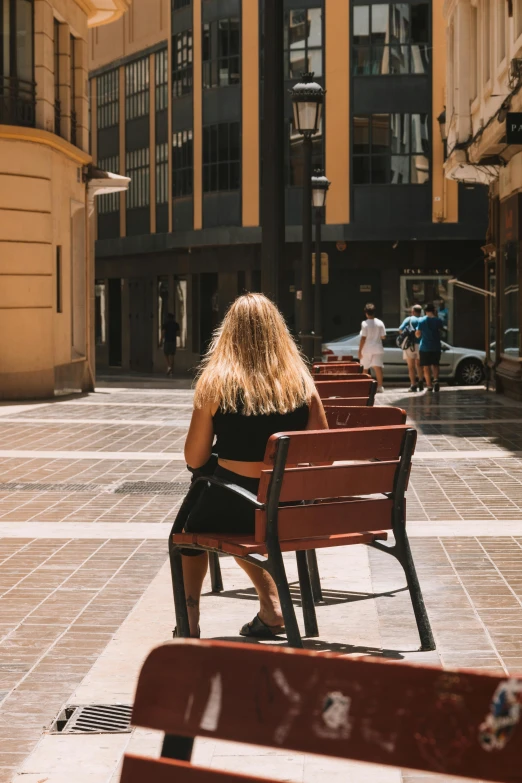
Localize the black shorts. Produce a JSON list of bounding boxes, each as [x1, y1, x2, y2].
[[164, 341, 177, 356], [420, 350, 441, 367], [182, 466, 260, 557]]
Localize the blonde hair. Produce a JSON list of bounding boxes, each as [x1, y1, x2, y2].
[[194, 293, 316, 415]]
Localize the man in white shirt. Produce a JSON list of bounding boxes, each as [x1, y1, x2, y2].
[[358, 303, 386, 392]]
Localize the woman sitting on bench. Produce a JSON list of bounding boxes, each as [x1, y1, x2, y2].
[[182, 293, 328, 639]]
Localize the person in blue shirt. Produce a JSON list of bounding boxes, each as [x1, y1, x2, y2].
[[399, 304, 423, 392], [415, 303, 444, 393]]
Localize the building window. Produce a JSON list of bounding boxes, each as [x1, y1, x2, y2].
[[172, 129, 193, 197], [287, 121, 323, 186], [202, 18, 240, 89], [54, 18, 61, 135], [97, 156, 120, 213], [97, 69, 119, 130], [172, 30, 193, 97], [70, 35, 77, 145], [284, 8, 323, 79], [156, 142, 168, 204], [0, 0, 35, 127], [155, 48, 168, 110], [56, 246, 62, 313], [95, 281, 107, 345], [173, 0, 190, 9], [352, 113, 430, 184], [203, 122, 240, 192], [126, 148, 150, 208], [352, 3, 430, 76], [125, 57, 149, 120]]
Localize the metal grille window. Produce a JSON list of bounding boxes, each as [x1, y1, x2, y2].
[[155, 48, 168, 110], [172, 30, 193, 97], [352, 113, 430, 185], [156, 142, 168, 204], [352, 3, 430, 76], [172, 129, 193, 197], [125, 57, 150, 120], [97, 70, 119, 130], [203, 122, 240, 192], [97, 156, 120, 213], [126, 148, 150, 208], [284, 9, 323, 79], [173, 0, 190, 8], [202, 18, 240, 89], [0, 0, 35, 128]]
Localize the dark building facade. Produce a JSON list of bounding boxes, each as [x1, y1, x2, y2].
[[90, 0, 488, 374]]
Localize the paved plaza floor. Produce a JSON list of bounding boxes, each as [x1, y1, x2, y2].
[[0, 383, 522, 782]]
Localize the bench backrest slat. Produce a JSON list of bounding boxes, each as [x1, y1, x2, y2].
[[257, 460, 398, 503], [263, 425, 409, 465], [255, 497, 393, 541], [125, 640, 522, 783], [315, 379, 375, 398], [324, 406, 406, 429], [314, 372, 372, 381]]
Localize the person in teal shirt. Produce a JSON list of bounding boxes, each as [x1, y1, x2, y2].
[[415, 303, 444, 393], [399, 304, 423, 392]]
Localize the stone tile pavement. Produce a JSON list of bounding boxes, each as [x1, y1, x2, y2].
[[0, 384, 521, 781]]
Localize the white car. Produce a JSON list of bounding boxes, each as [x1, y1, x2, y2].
[[322, 328, 486, 386]]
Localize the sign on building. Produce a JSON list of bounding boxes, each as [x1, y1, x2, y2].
[[506, 113, 522, 144]]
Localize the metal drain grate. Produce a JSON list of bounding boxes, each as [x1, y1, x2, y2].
[[0, 482, 101, 493], [115, 481, 190, 496], [51, 704, 133, 734]]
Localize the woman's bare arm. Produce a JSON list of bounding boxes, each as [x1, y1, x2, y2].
[[184, 405, 214, 468], [307, 391, 329, 431]]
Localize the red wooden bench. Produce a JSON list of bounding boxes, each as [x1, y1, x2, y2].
[[121, 640, 520, 783], [323, 353, 355, 362], [324, 405, 406, 429], [169, 425, 433, 650], [313, 363, 363, 375], [314, 372, 373, 381], [315, 379, 378, 405]]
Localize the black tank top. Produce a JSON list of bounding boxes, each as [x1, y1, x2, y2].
[[213, 402, 310, 462]]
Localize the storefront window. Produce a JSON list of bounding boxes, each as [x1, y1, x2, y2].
[[400, 275, 453, 342], [175, 278, 188, 348], [158, 277, 169, 346], [95, 281, 107, 345], [502, 243, 520, 357]]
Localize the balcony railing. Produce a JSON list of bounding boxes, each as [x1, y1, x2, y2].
[[0, 76, 36, 127]]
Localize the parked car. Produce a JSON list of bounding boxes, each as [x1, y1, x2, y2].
[[322, 329, 486, 385]]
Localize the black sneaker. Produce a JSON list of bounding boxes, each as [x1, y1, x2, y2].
[[433, 381, 440, 393], [408, 385, 417, 393], [417, 378, 424, 391]]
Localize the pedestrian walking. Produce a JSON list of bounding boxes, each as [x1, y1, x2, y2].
[[415, 302, 444, 393], [399, 304, 424, 392], [179, 293, 328, 638], [358, 303, 386, 393], [162, 313, 180, 376]]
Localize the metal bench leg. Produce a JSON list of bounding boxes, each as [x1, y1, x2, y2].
[[268, 552, 303, 649], [395, 527, 435, 652], [306, 550, 323, 603], [296, 551, 319, 637], [169, 547, 190, 638], [161, 734, 194, 761], [209, 552, 224, 593]]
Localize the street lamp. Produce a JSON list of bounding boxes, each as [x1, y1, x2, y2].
[[289, 72, 325, 360], [311, 171, 330, 361]]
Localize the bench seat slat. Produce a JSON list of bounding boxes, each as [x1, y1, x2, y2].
[[172, 530, 388, 556], [121, 755, 270, 783], [258, 461, 399, 502]]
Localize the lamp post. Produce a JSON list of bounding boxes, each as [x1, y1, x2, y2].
[[311, 171, 330, 361], [289, 73, 325, 360]]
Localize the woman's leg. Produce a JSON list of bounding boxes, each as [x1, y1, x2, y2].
[[234, 558, 284, 628], [181, 552, 209, 636]]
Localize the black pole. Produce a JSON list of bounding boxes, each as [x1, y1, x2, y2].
[[261, 0, 284, 304], [300, 135, 313, 360], [314, 207, 322, 361]]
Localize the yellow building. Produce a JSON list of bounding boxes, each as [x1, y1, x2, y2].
[[0, 0, 130, 400]]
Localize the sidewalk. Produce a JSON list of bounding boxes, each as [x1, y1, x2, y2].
[[0, 384, 521, 782]]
